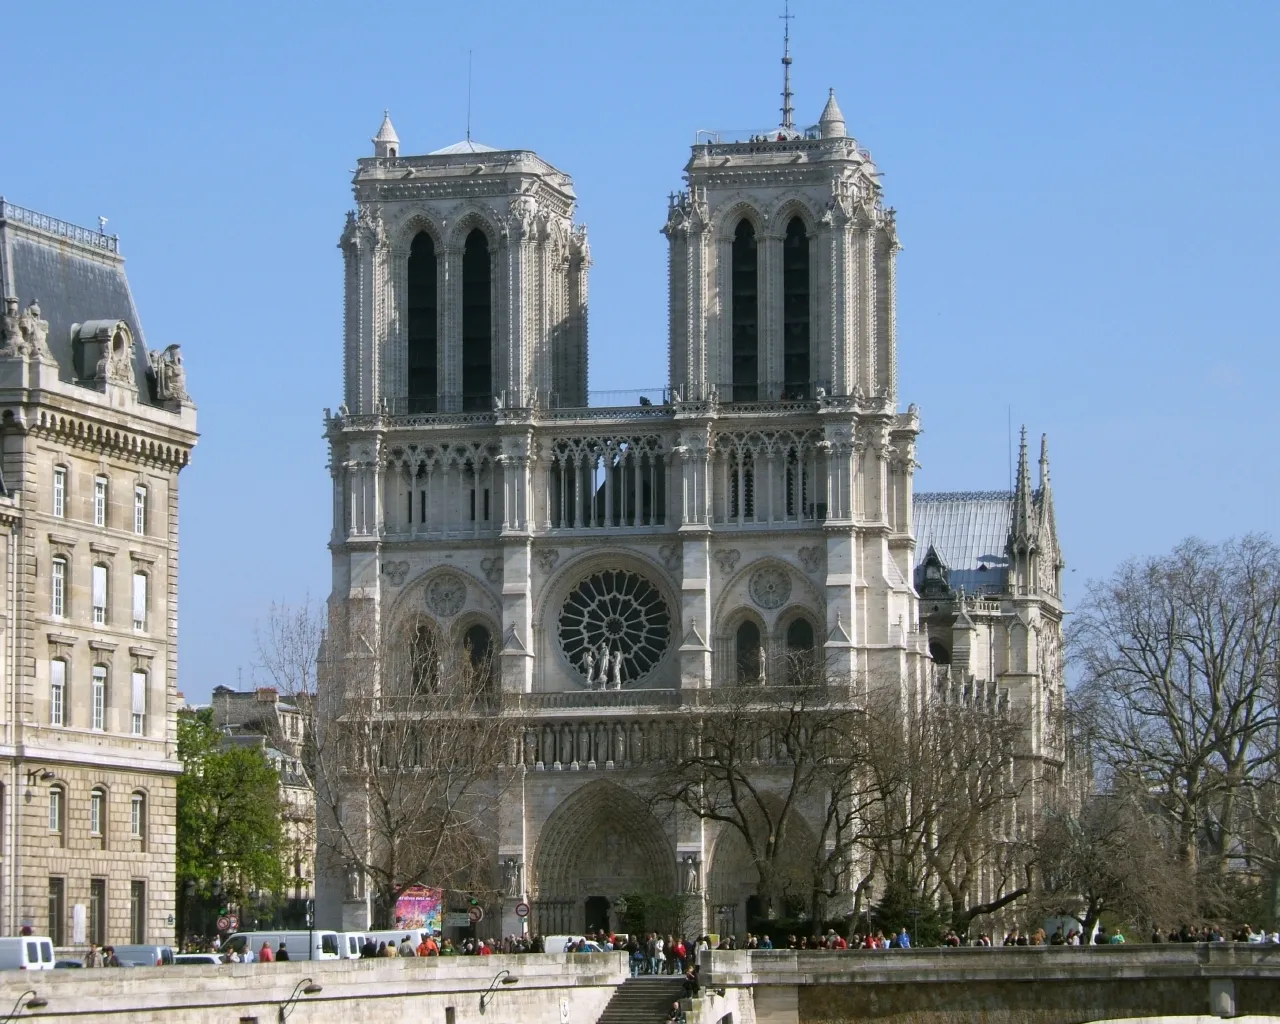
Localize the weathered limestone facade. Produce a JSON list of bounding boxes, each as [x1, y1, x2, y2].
[[320, 90, 1065, 937], [0, 200, 197, 946]]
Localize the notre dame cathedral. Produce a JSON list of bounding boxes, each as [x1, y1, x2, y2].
[[318, 61, 1067, 936]]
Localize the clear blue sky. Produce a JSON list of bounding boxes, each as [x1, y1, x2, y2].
[[4, 1, 1277, 702]]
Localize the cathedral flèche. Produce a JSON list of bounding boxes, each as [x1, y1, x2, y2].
[[320, 67, 1066, 937]]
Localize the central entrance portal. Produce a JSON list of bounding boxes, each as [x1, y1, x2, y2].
[[585, 895, 610, 933]]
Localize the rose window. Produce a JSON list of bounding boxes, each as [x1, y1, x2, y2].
[[558, 570, 672, 685]]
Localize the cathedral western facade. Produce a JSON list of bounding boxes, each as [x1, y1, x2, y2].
[[320, 83, 1066, 936]]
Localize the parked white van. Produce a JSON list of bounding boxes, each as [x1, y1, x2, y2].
[[224, 930, 342, 961], [338, 932, 363, 959], [0, 937, 55, 970]]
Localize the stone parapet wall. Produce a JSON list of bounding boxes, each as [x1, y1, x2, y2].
[[699, 946, 1280, 1024], [0, 951, 628, 1024]]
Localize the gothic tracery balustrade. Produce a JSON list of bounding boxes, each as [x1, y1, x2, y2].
[[383, 440, 503, 537], [544, 433, 670, 530], [711, 428, 827, 526]]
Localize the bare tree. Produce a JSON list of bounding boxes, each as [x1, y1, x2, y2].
[[1072, 535, 1280, 874], [651, 657, 873, 928], [857, 683, 1033, 937], [257, 599, 518, 926], [1031, 791, 1196, 940]]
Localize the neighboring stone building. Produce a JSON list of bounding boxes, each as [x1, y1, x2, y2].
[[208, 685, 314, 918], [319, 66, 1066, 936], [0, 200, 197, 946]]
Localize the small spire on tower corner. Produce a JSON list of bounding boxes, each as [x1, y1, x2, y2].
[[819, 87, 847, 138], [372, 109, 400, 158]]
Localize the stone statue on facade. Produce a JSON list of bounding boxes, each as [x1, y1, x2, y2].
[[503, 858, 522, 898], [149, 344, 189, 402], [582, 646, 597, 688], [345, 864, 361, 900], [608, 649, 622, 689], [0, 297, 26, 357], [683, 855, 701, 893], [0, 297, 52, 360], [757, 645, 767, 684], [596, 643, 610, 687]]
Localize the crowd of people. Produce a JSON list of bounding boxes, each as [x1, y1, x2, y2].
[[175, 919, 1280, 967]]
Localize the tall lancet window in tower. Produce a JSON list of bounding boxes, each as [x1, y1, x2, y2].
[[407, 232, 438, 413], [731, 219, 759, 402], [462, 228, 493, 411], [782, 216, 811, 399]]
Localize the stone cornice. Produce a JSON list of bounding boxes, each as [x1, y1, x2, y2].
[[26, 401, 194, 470]]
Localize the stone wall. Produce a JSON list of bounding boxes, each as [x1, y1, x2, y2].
[[0, 951, 628, 1024], [698, 946, 1280, 1024]]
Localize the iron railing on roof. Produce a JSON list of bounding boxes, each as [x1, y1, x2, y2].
[[0, 198, 119, 254]]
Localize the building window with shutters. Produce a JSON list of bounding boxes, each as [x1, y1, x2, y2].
[[92, 564, 109, 626], [131, 671, 147, 737], [89, 878, 107, 947], [94, 476, 108, 528], [90, 788, 106, 843], [48, 878, 66, 946], [51, 557, 67, 618], [131, 792, 147, 849], [48, 786, 64, 837], [132, 573, 147, 632], [53, 466, 67, 519], [134, 485, 147, 535], [50, 659, 66, 727], [92, 666, 107, 732], [129, 880, 146, 944]]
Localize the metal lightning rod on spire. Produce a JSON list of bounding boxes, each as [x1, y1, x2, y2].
[[780, 0, 795, 130]]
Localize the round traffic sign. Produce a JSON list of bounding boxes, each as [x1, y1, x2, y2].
[[515, 902, 530, 918], [468, 905, 485, 923], [216, 916, 230, 932]]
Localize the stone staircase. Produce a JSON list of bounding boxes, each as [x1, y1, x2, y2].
[[596, 977, 688, 1024]]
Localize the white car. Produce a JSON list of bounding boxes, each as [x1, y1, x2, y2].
[[173, 953, 226, 966]]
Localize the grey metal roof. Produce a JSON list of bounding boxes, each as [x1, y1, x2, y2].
[[913, 491, 1013, 594], [0, 200, 158, 403]]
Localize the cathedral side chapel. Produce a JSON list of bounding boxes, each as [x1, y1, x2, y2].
[[320, 58, 1066, 937]]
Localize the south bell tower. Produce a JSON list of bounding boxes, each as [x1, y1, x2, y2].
[[664, 94, 898, 407], [662, 83, 920, 687]]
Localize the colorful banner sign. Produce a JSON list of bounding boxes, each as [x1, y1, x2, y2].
[[393, 884, 443, 934]]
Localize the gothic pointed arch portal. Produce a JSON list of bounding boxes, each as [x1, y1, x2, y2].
[[706, 807, 818, 936], [531, 780, 677, 934]]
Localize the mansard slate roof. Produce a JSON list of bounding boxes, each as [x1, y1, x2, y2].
[[0, 200, 159, 403], [912, 491, 1014, 594]]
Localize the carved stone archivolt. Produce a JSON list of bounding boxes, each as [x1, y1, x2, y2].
[[749, 566, 792, 610], [424, 571, 466, 616]]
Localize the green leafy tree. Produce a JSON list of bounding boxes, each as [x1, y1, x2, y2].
[[177, 708, 286, 927]]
